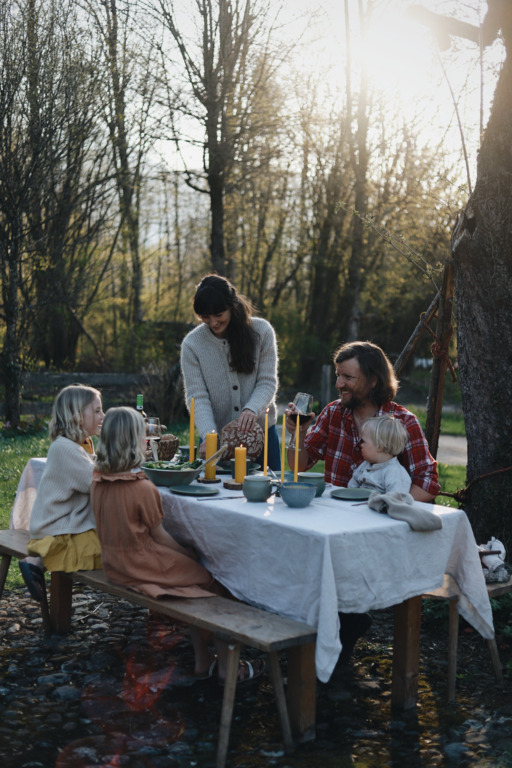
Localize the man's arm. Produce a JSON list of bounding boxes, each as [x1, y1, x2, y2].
[[410, 484, 436, 503]]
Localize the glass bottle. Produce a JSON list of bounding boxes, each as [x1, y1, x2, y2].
[[136, 394, 147, 418]]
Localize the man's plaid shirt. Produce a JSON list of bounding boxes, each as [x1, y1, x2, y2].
[[304, 400, 440, 496]]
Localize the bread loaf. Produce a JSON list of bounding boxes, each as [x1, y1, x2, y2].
[[220, 419, 264, 460]]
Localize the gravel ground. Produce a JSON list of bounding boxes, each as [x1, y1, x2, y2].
[[1, 583, 511, 768]]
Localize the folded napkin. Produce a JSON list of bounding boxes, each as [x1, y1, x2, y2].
[[479, 537, 509, 583], [368, 491, 443, 531]]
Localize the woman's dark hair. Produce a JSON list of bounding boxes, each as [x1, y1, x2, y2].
[[333, 341, 398, 406], [193, 274, 257, 374]]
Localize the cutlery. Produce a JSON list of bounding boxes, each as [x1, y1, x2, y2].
[[195, 495, 245, 500]]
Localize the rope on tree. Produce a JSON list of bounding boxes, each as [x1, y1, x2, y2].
[[420, 313, 457, 383], [438, 465, 512, 505]]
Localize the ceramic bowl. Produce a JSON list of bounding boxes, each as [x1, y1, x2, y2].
[[177, 446, 197, 461], [297, 472, 325, 497], [143, 464, 202, 487], [279, 482, 316, 508], [243, 475, 272, 502]]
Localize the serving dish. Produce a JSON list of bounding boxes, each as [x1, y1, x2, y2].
[[143, 463, 202, 487]]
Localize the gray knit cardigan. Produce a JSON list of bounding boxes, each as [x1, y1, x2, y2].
[[180, 317, 278, 439], [29, 436, 95, 538]]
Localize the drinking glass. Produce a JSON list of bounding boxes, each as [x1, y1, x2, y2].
[[293, 392, 314, 424], [145, 417, 161, 441]]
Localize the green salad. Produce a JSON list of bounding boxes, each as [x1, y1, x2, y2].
[[144, 458, 202, 470]]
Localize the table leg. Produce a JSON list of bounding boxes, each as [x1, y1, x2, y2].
[[392, 595, 422, 710], [49, 571, 73, 634], [285, 642, 316, 742]]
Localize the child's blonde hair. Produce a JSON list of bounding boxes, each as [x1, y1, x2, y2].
[[95, 407, 147, 472], [50, 385, 101, 443], [362, 415, 408, 457]]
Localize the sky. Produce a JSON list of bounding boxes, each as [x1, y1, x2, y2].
[[281, 0, 505, 185], [155, 0, 506, 190]]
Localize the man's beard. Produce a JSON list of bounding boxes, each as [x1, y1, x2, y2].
[[337, 390, 364, 410]]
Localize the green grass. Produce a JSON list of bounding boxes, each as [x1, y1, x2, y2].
[[436, 463, 466, 508], [404, 405, 466, 437]]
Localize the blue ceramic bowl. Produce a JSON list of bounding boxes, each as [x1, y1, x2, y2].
[[297, 472, 325, 497], [279, 482, 316, 509]]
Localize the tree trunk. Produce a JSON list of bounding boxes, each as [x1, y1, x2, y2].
[[2, 229, 22, 426], [452, 52, 512, 547]]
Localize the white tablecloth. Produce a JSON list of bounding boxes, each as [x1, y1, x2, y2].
[[11, 460, 494, 682], [10, 458, 47, 531], [158, 483, 494, 682]]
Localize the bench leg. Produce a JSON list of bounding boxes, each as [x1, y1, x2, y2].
[[266, 651, 293, 751], [285, 642, 316, 743], [49, 571, 73, 634], [216, 642, 241, 768], [39, 577, 52, 636], [392, 595, 422, 710], [0, 554, 12, 600], [488, 637, 503, 685]]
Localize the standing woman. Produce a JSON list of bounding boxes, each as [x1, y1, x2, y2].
[[180, 274, 280, 470]]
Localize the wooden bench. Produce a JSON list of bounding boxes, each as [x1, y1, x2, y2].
[[0, 528, 317, 768], [423, 577, 511, 702]]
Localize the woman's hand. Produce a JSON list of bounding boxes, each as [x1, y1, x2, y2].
[[198, 439, 207, 459], [238, 409, 257, 433]]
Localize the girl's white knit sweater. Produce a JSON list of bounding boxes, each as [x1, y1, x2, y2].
[[29, 436, 95, 538], [180, 317, 278, 439]]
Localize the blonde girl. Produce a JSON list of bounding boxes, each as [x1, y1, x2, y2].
[[19, 385, 104, 601], [92, 407, 264, 683]]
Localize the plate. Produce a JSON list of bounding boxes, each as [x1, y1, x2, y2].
[[168, 486, 220, 497], [215, 461, 232, 475], [330, 488, 371, 501], [216, 461, 261, 475]]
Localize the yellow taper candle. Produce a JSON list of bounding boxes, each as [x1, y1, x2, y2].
[[205, 431, 217, 480], [281, 413, 286, 482], [234, 445, 247, 484], [294, 412, 300, 482], [189, 397, 195, 460], [263, 408, 269, 476]]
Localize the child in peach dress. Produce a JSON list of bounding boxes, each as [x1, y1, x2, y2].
[[91, 406, 264, 684]]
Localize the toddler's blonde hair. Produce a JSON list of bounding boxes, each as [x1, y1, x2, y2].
[[95, 407, 147, 472], [362, 415, 408, 457], [50, 384, 101, 444]]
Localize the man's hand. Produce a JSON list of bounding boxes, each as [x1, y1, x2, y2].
[[285, 402, 315, 434]]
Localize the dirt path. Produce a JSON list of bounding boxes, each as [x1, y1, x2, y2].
[[437, 435, 467, 466]]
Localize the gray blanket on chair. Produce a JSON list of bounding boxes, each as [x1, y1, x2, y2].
[[368, 491, 443, 531]]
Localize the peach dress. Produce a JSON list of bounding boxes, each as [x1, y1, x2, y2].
[[91, 469, 219, 599]]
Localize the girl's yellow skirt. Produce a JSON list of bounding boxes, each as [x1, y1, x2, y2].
[[27, 530, 102, 572]]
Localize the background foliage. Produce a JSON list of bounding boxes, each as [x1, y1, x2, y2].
[[0, 0, 467, 413]]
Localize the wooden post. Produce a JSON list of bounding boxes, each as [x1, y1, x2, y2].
[[394, 291, 440, 376], [424, 261, 455, 457], [321, 365, 331, 408]]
